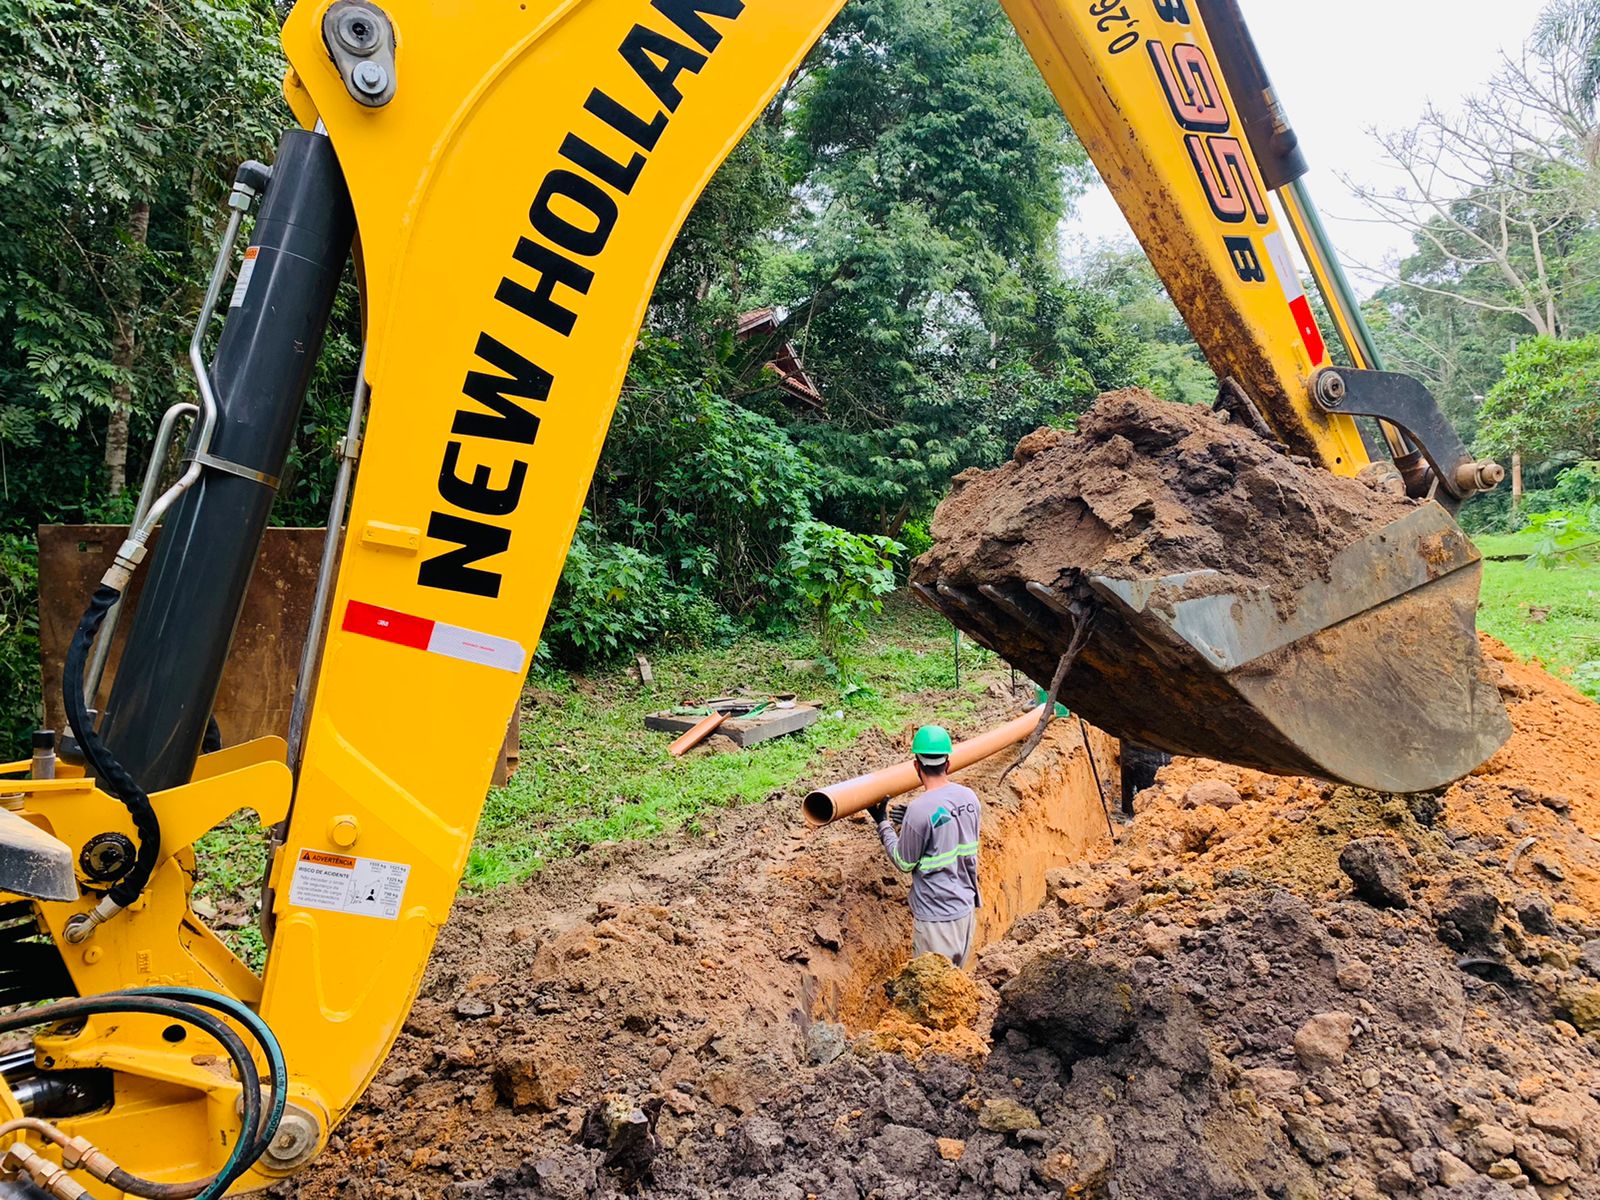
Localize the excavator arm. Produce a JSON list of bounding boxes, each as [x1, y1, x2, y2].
[[0, 0, 1505, 1194]]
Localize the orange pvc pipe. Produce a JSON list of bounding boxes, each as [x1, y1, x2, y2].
[[802, 706, 1046, 828], [669, 711, 728, 757]]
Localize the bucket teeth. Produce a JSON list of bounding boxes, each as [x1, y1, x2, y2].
[[933, 583, 1003, 654], [915, 504, 1512, 793], [977, 585, 1056, 641], [1024, 581, 1074, 618]]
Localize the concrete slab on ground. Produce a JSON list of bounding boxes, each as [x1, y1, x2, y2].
[[645, 704, 821, 747]]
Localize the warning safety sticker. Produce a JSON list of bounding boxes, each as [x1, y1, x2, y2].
[[228, 246, 259, 309], [288, 849, 411, 920]]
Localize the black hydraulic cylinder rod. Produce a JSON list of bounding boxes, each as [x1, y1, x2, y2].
[[98, 130, 354, 792], [1196, 0, 1309, 191]]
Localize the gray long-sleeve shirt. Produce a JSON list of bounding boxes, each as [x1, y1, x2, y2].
[[877, 782, 982, 923]]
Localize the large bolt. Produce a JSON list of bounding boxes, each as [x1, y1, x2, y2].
[[262, 1106, 322, 1171], [335, 8, 382, 53], [1456, 461, 1506, 494], [351, 60, 390, 97], [328, 814, 359, 849], [1315, 371, 1347, 408]]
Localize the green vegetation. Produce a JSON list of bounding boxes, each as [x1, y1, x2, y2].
[[783, 521, 903, 658], [1477, 517, 1600, 700], [191, 813, 270, 968], [465, 597, 997, 889], [1478, 336, 1600, 466]]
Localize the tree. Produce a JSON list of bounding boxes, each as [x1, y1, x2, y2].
[[1349, 36, 1598, 341], [1476, 334, 1600, 465], [748, 0, 1107, 533], [1072, 245, 1215, 406], [0, 0, 287, 522], [1537, 0, 1600, 111]]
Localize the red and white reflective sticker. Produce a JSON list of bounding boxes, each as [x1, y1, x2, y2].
[[228, 246, 259, 309], [341, 600, 525, 674], [1263, 231, 1327, 366]]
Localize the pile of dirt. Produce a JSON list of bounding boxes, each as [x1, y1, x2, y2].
[[914, 389, 1416, 613], [909, 390, 1507, 790], [285, 642, 1600, 1200]]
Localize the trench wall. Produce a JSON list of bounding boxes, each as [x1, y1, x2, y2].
[[802, 721, 1118, 1029]]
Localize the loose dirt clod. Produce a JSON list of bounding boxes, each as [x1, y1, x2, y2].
[[883, 953, 980, 1031], [917, 389, 1416, 611]]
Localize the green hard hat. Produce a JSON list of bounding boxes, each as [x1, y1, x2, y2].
[[912, 725, 954, 759]]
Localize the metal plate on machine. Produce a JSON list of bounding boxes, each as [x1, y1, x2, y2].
[[37, 525, 338, 746]]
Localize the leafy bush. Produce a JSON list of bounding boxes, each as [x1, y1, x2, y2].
[[1550, 461, 1600, 509], [898, 518, 933, 566], [541, 520, 735, 667], [1523, 510, 1599, 569], [596, 335, 817, 619], [782, 520, 903, 656], [0, 535, 39, 754], [542, 523, 673, 665], [1476, 336, 1600, 465]]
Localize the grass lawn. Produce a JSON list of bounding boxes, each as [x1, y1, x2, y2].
[[464, 596, 1004, 889], [1475, 530, 1600, 701]]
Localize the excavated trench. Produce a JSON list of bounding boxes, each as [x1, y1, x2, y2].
[[294, 646, 1600, 1200], [797, 719, 1119, 1032]]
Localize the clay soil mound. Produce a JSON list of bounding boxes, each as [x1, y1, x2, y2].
[[915, 389, 1416, 610]]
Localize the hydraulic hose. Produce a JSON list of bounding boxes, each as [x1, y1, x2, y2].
[[127, 987, 287, 1174], [62, 584, 161, 910], [0, 994, 272, 1198]]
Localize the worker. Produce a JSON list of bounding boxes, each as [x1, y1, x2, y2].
[[868, 725, 982, 968]]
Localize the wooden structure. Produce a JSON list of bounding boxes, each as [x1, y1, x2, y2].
[[38, 525, 524, 783], [645, 703, 821, 748]]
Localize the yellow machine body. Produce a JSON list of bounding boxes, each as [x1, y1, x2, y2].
[[6, 0, 1396, 1191]]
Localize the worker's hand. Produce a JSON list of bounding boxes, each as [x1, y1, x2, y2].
[[867, 800, 889, 825], [890, 803, 908, 825]]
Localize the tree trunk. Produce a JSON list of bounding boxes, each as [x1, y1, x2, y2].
[[105, 200, 150, 497], [1512, 451, 1523, 514]]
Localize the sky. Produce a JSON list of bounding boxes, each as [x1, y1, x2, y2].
[[1061, 0, 1546, 293]]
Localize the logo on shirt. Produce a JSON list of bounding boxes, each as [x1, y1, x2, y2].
[[931, 807, 953, 829]]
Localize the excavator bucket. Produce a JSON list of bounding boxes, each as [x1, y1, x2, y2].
[[917, 503, 1512, 794], [0, 807, 78, 902]]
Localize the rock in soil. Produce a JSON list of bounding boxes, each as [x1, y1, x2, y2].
[[883, 953, 980, 1031], [1338, 836, 1414, 908]]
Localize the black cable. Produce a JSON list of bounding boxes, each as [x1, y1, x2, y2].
[[62, 584, 162, 906], [0, 995, 263, 1198], [1078, 717, 1117, 839], [201, 717, 222, 755]]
